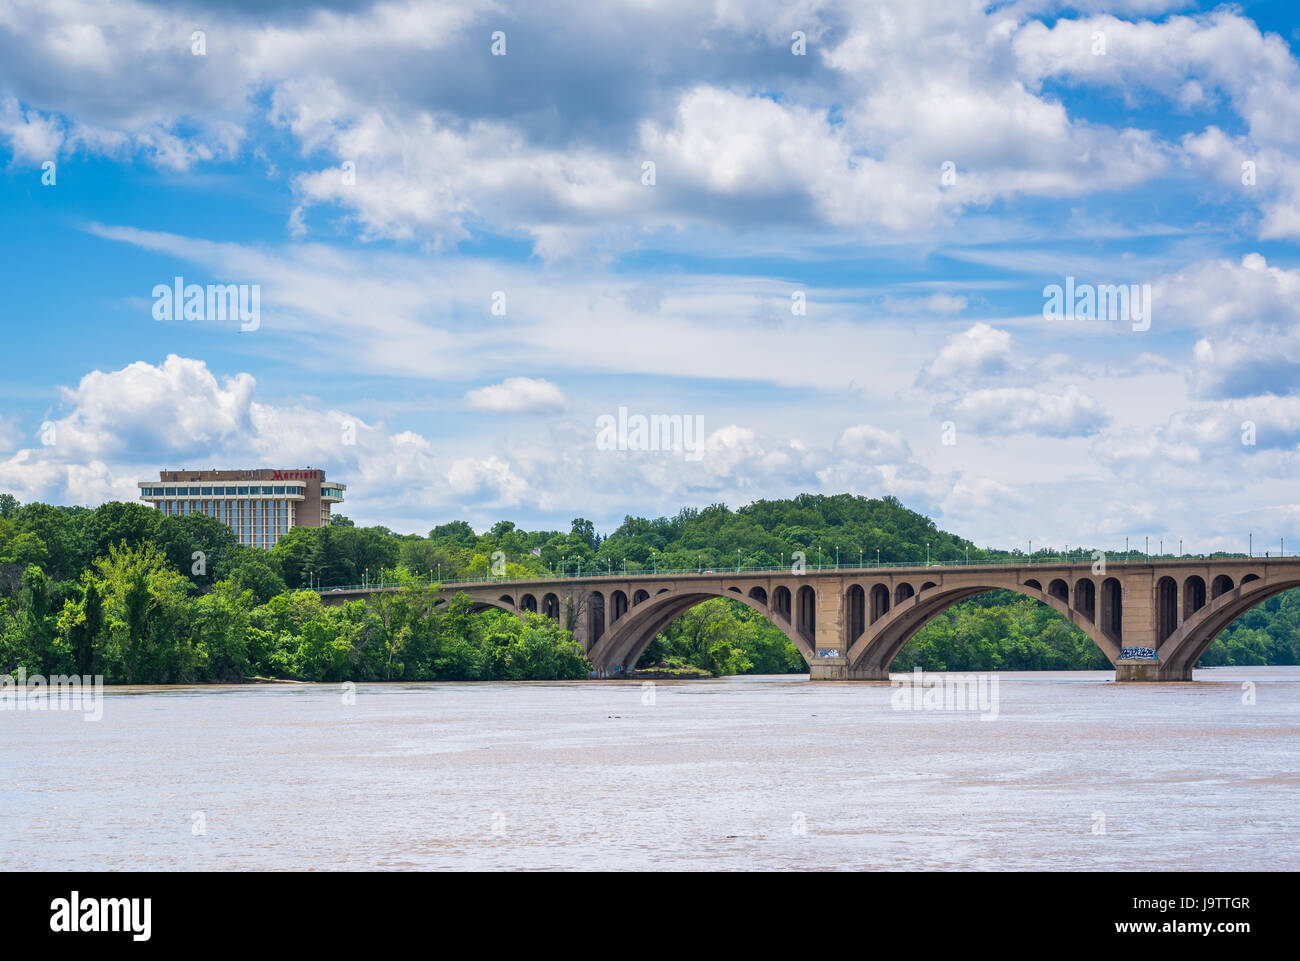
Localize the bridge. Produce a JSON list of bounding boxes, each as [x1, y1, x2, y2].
[[319, 557, 1300, 681]]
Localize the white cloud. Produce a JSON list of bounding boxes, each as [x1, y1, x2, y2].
[[834, 424, 911, 462], [954, 384, 1108, 437], [464, 377, 565, 413], [1155, 253, 1300, 397], [919, 323, 1013, 386], [0, 97, 63, 163], [2, 0, 1266, 250]]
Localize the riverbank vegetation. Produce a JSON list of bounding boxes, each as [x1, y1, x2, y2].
[[0, 492, 1294, 682]]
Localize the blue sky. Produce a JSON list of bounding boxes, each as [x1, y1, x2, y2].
[[3, 0, 1300, 552]]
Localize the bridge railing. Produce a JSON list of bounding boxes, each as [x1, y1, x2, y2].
[[313, 553, 1273, 594]]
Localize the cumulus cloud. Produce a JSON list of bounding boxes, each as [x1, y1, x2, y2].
[[2, 0, 1269, 249], [1156, 253, 1300, 398], [918, 323, 1013, 386], [953, 385, 1108, 437], [834, 424, 911, 462], [1015, 10, 1300, 238], [0, 356, 937, 531], [464, 377, 565, 413], [0, 97, 64, 163]]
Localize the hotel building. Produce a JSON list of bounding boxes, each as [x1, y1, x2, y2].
[[138, 468, 346, 550]]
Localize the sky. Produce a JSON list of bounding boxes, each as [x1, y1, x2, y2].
[[2, 0, 1300, 553]]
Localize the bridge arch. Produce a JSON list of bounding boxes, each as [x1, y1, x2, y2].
[[846, 584, 866, 645], [461, 596, 522, 616], [1074, 578, 1096, 622], [772, 585, 791, 623], [588, 591, 606, 643], [611, 590, 629, 623], [1155, 572, 1281, 678], [795, 585, 816, 643], [1182, 576, 1206, 619], [586, 584, 814, 675], [542, 593, 560, 620], [846, 579, 1119, 677], [869, 583, 890, 623], [1156, 576, 1178, 644], [1101, 577, 1122, 640]]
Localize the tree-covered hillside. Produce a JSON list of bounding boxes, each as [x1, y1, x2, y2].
[[0, 490, 1294, 682]]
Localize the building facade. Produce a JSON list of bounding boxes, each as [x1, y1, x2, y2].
[[138, 468, 346, 550]]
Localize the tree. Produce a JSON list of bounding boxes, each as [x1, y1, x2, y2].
[[89, 501, 161, 557], [93, 542, 192, 682], [230, 557, 287, 605], [307, 525, 355, 586], [192, 583, 251, 680], [10, 503, 87, 581], [270, 526, 317, 588], [154, 512, 241, 587], [59, 573, 103, 676], [1, 531, 49, 569], [570, 518, 597, 549]]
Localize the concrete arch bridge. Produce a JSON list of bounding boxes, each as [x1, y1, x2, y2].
[[320, 558, 1300, 681]]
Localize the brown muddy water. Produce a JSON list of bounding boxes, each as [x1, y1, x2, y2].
[[3, 667, 1297, 870]]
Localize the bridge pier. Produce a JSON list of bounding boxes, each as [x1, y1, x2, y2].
[[1114, 660, 1193, 682], [809, 661, 890, 681]]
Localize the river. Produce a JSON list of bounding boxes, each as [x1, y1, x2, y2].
[[4, 666, 1298, 870]]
